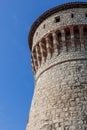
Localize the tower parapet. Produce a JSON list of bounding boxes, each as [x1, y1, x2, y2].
[[27, 2, 87, 130]]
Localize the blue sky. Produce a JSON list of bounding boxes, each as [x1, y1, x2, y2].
[[0, 0, 87, 130]]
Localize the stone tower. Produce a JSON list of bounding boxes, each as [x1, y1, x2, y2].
[[27, 2, 87, 130]]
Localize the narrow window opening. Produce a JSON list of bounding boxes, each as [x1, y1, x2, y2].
[[84, 27, 87, 49], [55, 16, 60, 23], [57, 32, 62, 49], [49, 35, 53, 52], [74, 28, 80, 49], [71, 13, 74, 18], [43, 24, 46, 29], [65, 29, 71, 49], [85, 13, 87, 17], [84, 28, 87, 33], [58, 33, 61, 42], [66, 30, 70, 36], [36, 32, 38, 36]]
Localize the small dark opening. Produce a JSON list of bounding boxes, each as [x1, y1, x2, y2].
[[85, 13, 87, 17], [57, 32, 62, 43], [49, 35, 53, 51], [74, 28, 80, 44], [43, 24, 45, 29], [49, 35, 53, 42], [71, 13, 74, 18], [74, 29, 79, 34], [84, 28, 87, 34], [55, 16, 60, 23], [66, 30, 70, 36], [57, 32, 62, 49], [36, 32, 38, 36]]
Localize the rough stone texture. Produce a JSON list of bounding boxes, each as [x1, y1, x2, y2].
[[27, 3, 87, 130], [27, 50, 87, 130], [33, 8, 87, 47]]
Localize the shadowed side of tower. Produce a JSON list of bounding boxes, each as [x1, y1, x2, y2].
[[27, 2, 87, 130]]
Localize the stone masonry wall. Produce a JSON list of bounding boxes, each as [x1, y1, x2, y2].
[[27, 50, 87, 130]]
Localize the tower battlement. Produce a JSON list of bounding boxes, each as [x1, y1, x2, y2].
[[31, 24, 87, 77], [28, 2, 87, 76]]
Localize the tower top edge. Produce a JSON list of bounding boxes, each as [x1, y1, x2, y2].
[[28, 2, 87, 50]]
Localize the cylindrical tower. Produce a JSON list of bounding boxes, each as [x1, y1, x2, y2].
[[27, 2, 87, 130]]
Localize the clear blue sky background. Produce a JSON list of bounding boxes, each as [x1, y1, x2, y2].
[[0, 0, 87, 130]]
